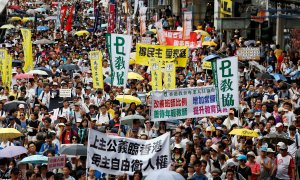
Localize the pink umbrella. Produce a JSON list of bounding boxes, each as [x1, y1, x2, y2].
[[14, 73, 34, 79]]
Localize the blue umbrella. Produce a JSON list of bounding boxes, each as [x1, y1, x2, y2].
[[19, 155, 48, 164], [271, 73, 287, 81], [0, 146, 27, 158], [37, 26, 49, 31], [35, 8, 46, 12], [202, 54, 220, 61]]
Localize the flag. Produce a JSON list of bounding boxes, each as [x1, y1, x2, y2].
[[164, 62, 176, 89], [150, 59, 163, 90], [65, 5, 74, 32], [0, 49, 7, 82], [61, 5, 68, 29], [21, 28, 33, 72]]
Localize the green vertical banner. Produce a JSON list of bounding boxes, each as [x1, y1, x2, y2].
[[211, 59, 220, 108], [213, 57, 239, 109], [105, 33, 113, 85], [106, 34, 132, 88]]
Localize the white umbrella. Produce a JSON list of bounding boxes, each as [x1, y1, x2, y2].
[[0, 146, 28, 158], [120, 115, 145, 125], [145, 169, 185, 180], [28, 70, 48, 75], [26, 9, 36, 15], [45, 16, 57, 21], [33, 38, 55, 45], [249, 61, 266, 72]]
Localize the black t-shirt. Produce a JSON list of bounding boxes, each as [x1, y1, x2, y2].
[[237, 165, 252, 179], [28, 120, 39, 136]]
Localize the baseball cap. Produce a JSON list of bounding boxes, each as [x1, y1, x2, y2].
[[197, 79, 204, 84], [18, 104, 25, 108], [53, 82, 58, 86], [247, 151, 256, 157], [227, 162, 237, 167], [210, 144, 218, 152], [254, 112, 261, 116], [260, 146, 268, 152], [237, 154, 247, 161], [267, 148, 275, 153], [278, 142, 287, 150], [206, 126, 212, 132], [275, 123, 283, 128]]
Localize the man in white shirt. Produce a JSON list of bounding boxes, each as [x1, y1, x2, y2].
[[92, 90, 106, 107], [96, 105, 111, 126], [223, 110, 241, 129], [38, 84, 52, 109]]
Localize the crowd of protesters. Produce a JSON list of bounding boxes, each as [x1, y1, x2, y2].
[[0, 0, 300, 180]]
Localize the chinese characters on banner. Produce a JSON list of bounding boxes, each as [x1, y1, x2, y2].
[[87, 129, 170, 176], [141, 37, 152, 44], [164, 62, 176, 89], [139, 7, 147, 35], [156, 20, 166, 45], [0, 49, 7, 74], [212, 57, 239, 109], [150, 59, 162, 90], [183, 11, 192, 39], [106, 34, 132, 87], [151, 86, 228, 121], [237, 47, 260, 61], [108, 4, 115, 33], [136, 44, 188, 67], [21, 28, 33, 72], [2, 52, 12, 88], [164, 30, 202, 48], [90, 51, 104, 89], [48, 155, 66, 171]]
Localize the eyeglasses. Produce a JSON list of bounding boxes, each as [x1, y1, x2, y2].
[[20, 114, 24, 116], [72, 138, 77, 140]]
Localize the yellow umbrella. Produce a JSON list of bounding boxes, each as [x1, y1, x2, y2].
[[8, 17, 22, 21], [149, 29, 157, 34], [0, 128, 23, 139], [128, 72, 144, 80], [129, 59, 135, 65], [229, 128, 259, 137], [74, 30, 90, 36], [202, 41, 217, 47], [0, 24, 15, 29], [22, 17, 31, 23], [194, 30, 210, 37], [116, 95, 142, 105]]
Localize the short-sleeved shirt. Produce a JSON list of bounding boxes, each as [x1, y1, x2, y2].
[[237, 166, 252, 180], [275, 154, 295, 179]]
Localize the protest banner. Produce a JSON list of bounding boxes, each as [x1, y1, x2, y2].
[[136, 44, 188, 67], [2, 54, 12, 88], [141, 37, 152, 44], [151, 86, 228, 121], [237, 47, 260, 61], [202, 61, 212, 70], [150, 59, 163, 90], [59, 89, 72, 98], [107, 4, 115, 33], [164, 62, 176, 90], [183, 11, 192, 39], [156, 20, 166, 45], [48, 155, 66, 171], [106, 34, 131, 87], [90, 50, 104, 89], [165, 30, 182, 39], [87, 129, 170, 176], [212, 57, 239, 109], [0, 49, 7, 74], [139, 7, 147, 35], [21, 28, 33, 72]]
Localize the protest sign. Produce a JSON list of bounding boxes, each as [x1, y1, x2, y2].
[[136, 44, 188, 67], [59, 89, 72, 98], [150, 59, 163, 90], [108, 4, 115, 33], [212, 57, 239, 109], [2, 53, 12, 88], [151, 86, 228, 121], [156, 20, 167, 45], [202, 61, 212, 70], [164, 62, 176, 89], [183, 11, 192, 39], [0, 49, 7, 75], [21, 28, 33, 72], [237, 47, 260, 61], [90, 50, 104, 89], [87, 129, 170, 176], [106, 34, 131, 87], [48, 155, 66, 171], [141, 37, 152, 44]]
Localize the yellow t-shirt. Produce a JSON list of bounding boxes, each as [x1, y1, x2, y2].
[[108, 109, 115, 118], [274, 49, 283, 59]]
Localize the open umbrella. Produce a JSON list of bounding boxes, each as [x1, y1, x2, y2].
[[58, 64, 80, 71], [128, 72, 144, 80], [34, 8, 46, 13], [26, 9, 36, 15], [193, 30, 210, 37], [255, 72, 274, 80], [271, 73, 287, 81], [21, 17, 31, 23], [33, 38, 55, 45], [145, 169, 185, 180], [0, 24, 15, 29], [15, 73, 34, 79], [8, 5, 21, 10], [249, 61, 266, 72], [28, 70, 48, 76], [37, 26, 49, 31], [262, 133, 294, 145], [19, 155, 48, 164], [12, 60, 23, 67], [120, 115, 146, 125], [34, 67, 52, 75], [0, 128, 23, 139], [229, 128, 259, 137], [74, 30, 90, 36], [202, 41, 217, 46], [4, 100, 28, 112], [202, 54, 220, 61], [0, 146, 28, 158], [45, 16, 57, 21], [144, 31, 155, 35], [115, 95, 142, 105], [8, 17, 22, 21], [60, 144, 87, 156]]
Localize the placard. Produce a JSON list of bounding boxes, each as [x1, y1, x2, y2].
[[141, 37, 152, 44], [237, 47, 260, 61], [48, 155, 66, 171], [59, 89, 72, 97]]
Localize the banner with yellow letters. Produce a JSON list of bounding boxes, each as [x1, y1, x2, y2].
[[90, 50, 104, 89], [21, 28, 33, 72], [164, 62, 176, 89], [136, 44, 188, 67], [150, 58, 163, 90]]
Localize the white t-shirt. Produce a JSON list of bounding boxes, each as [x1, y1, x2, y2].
[[38, 91, 52, 108]]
